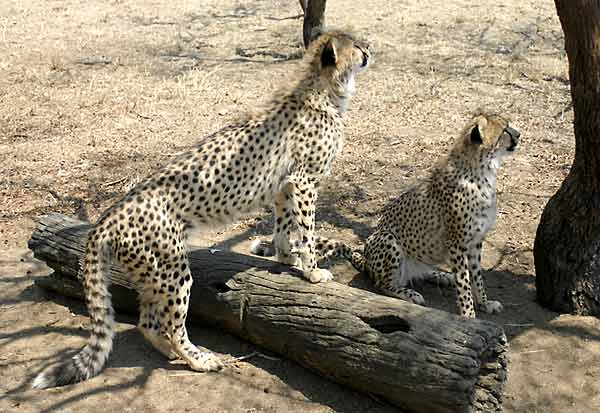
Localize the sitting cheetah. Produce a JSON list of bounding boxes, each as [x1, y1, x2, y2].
[[278, 113, 519, 318], [32, 30, 371, 389]]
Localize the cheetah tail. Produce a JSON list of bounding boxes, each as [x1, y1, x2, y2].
[[32, 234, 115, 389], [314, 236, 367, 272], [350, 251, 368, 273]]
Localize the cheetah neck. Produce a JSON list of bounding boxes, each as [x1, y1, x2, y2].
[[441, 155, 502, 192], [291, 75, 354, 115]]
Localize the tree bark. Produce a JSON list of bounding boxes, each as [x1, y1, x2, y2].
[[29, 214, 507, 413], [533, 0, 600, 315], [303, 0, 326, 48], [298, 0, 307, 14]]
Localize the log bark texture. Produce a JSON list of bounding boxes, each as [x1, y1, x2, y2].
[[29, 214, 507, 413], [533, 0, 600, 315]]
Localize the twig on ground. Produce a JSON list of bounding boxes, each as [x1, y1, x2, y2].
[[255, 352, 280, 361], [133, 111, 152, 120], [166, 351, 279, 377], [265, 14, 304, 21], [513, 349, 547, 355], [224, 351, 281, 364], [102, 177, 127, 188], [225, 351, 258, 364]]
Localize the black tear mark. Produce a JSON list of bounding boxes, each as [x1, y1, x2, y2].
[[360, 315, 411, 334]]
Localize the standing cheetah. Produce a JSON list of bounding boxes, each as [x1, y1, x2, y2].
[[303, 113, 519, 318], [32, 30, 371, 389]]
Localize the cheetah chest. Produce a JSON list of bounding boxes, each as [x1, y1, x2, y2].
[[294, 116, 343, 177], [471, 190, 497, 246]]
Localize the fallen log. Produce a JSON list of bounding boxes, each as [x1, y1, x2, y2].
[[29, 214, 507, 413]]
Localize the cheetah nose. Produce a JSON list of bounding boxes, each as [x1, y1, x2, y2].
[[506, 126, 520, 151], [506, 126, 520, 140]]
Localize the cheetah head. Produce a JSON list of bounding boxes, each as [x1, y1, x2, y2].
[[307, 29, 372, 103], [459, 112, 520, 167]]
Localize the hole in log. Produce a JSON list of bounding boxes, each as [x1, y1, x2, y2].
[[360, 315, 411, 334], [212, 282, 232, 293]]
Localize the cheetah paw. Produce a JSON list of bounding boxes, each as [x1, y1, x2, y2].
[[480, 300, 503, 314], [308, 268, 333, 283], [459, 311, 477, 319], [187, 351, 224, 372]]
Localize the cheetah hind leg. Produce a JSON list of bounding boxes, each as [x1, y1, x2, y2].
[[249, 239, 276, 257], [164, 309, 223, 372], [138, 302, 177, 360], [170, 326, 224, 372], [273, 232, 303, 268], [253, 190, 304, 268], [367, 231, 425, 305], [156, 252, 223, 372], [165, 308, 224, 372]]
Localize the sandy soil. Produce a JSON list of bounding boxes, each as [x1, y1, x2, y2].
[[1, 0, 599, 412]]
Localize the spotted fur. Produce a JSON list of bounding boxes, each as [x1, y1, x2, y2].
[[32, 30, 372, 389], [310, 113, 520, 318]]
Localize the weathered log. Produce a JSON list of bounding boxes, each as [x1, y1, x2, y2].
[[29, 214, 507, 413]]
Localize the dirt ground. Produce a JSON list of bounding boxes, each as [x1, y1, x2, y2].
[[1, 0, 600, 412]]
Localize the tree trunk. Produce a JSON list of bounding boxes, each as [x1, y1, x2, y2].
[[534, 0, 600, 315], [29, 214, 508, 413], [303, 0, 326, 48], [298, 0, 307, 14]]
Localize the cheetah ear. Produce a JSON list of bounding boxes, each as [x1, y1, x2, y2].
[[470, 125, 483, 145], [321, 39, 337, 67]]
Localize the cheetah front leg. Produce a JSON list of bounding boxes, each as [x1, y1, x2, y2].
[[271, 190, 303, 267], [449, 246, 476, 318], [281, 174, 332, 283], [249, 191, 303, 266], [469, 242, 503, 314]]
